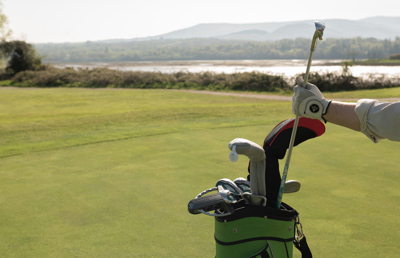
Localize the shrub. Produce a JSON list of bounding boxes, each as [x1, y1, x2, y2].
[[388, 53, 400, 60], [9, 66, 400, 92]]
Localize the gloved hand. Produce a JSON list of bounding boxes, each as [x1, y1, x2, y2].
[[292, 76, 331, 122]]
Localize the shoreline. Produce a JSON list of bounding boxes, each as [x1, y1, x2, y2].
[[46, 59, 400, 67]]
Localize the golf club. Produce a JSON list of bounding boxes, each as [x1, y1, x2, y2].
[[234, 177, 301, 194], [228, 138, 266, 196], [242, 192, 267, 206], [188, 186, 236, 216], [216, 178, 242, 196], [233, 177, 251, 193], [276, 21, 325, 209], [284, 180, 301, 193]]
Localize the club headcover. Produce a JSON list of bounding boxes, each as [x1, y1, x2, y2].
[[264, 117, 325, 159], [228, 138, 266, 196], [248, 117, 325, 207]]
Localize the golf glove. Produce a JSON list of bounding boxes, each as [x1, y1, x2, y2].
[[292, 76, 331, 122]]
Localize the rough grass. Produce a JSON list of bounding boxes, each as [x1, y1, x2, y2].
[[0, 88, 399, 257]]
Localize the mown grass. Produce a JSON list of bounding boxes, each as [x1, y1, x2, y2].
[[324, 86, 400, 99], [0, 88, 399, 257], [0, 88, 290, 158]]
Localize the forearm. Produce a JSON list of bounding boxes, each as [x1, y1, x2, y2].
[[322, 101, 361, 131]]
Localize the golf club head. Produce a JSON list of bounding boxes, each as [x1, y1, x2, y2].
[[284, 180, 301, 193], [310, 21, 326, 51], [217, 185, 238, 203], [315, 21, 326, 39], [242, 193, 267, 206], [216, 178, 242, 195], [233, 177, 251, 193]]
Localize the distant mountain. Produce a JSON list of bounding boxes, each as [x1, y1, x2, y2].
[[99, 16, 400, 43], [217, 29, 276, 41], [359, 16, 400, 31]]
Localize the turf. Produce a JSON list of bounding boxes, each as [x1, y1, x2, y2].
[[0, 88, 399, 257]]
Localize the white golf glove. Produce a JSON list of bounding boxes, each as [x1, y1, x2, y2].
[[292, 76, 331, 122]]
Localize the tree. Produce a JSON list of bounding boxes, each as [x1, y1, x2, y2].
[[0, 2, 42, 75], [0, 1, 12, 69], [0, 1, 12, 40], [388, 53, 400, 60], [0, 40, 43, 75], [347, 44, 361, 62]]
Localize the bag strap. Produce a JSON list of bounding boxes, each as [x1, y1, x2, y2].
[[294, 235, 312, 258], [294, 215, 313, 258]]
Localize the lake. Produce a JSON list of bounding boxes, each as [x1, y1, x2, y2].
[[52, 60, 400, 79]]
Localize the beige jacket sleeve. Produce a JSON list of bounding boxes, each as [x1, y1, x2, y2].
[[355, 99, 400, 143]]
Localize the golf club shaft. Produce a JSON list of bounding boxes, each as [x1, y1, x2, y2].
[[275, 115, 299, 208], [275, 35, 319, 209], [303, 49, 315, 87]]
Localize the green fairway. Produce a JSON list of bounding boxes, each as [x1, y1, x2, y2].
[[0, 88, 399, 257]]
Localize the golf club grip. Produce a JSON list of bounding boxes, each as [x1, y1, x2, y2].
[[188, 193, 225, 214]]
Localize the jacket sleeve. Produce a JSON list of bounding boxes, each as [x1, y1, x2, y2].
[[355, 99, 400, 143]]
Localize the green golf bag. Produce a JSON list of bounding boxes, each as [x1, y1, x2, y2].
[[214, 201, 311, 258], [188, 118, 323, 257]]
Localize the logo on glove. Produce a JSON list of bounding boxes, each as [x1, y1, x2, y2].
[[310, 104, 320, 113]]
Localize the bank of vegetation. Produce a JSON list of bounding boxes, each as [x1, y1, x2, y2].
[[35, 37, 400, 62], [6, 65, 400, 93], [1, 39, 400, 93]]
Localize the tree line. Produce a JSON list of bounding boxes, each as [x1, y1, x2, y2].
[[35, 37, 400, 63]]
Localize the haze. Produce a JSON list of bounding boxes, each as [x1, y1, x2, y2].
[[5, 0, 400, 43]]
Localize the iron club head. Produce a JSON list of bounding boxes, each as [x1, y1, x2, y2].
[[310, 21, 326, 50], [283, 180, 301, 194], [315, 21, 326, 36]]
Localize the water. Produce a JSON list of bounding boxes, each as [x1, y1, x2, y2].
[[52, 60, 400, 79]]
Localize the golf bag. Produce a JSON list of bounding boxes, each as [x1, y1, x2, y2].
[[188, 117, 324, 258], [215, 118, 323, 258], [214, 201, 308, 258]]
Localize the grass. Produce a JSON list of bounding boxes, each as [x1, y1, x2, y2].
[[353, 59, 400, 65], [0, 88, 290, 158], [0, 88, 399, 257], [324, 86, 400, 99]]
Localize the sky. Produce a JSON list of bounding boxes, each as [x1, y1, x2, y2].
[[4, 0, 400, 43]]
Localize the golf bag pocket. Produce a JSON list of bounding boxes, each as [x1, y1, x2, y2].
[[214, 202, 298, 258]]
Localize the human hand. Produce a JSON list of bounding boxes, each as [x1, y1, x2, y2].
[[292, 76, 331, 122]]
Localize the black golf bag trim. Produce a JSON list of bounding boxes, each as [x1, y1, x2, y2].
[[214, 236, 290, 258], [215, 201, 298, 222], [214, 235, 295, 246], [248, 241, 290, 258]]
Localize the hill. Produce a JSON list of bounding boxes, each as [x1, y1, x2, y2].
[[97, 16, 400, 43]]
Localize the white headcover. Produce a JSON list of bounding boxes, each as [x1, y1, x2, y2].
[[228, 138, 266, 198]]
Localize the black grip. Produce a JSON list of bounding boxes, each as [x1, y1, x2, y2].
[[188, 193, 225, 214]]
